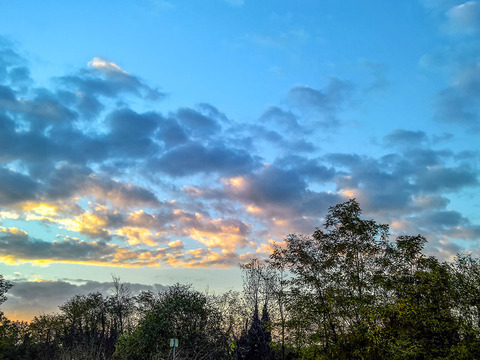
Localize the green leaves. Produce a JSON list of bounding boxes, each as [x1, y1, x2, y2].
[[269, 199, 480, 359], [115, 284, 229, 360]]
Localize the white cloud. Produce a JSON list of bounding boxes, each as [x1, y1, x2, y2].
[[88, 57, 129, 74], [446, 1, 480, 32]]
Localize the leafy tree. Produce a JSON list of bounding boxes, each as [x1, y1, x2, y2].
[[270, 199, 390, 358], [115, 284, 229, 360], [59, 292, 113, 358], [447, 253, 480, 358], [109, 275, 134, 337], [28, 314, 64, 359], [265, 260, 289, 360], [0, 275, 12, 318]]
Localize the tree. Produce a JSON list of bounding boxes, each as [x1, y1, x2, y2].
[[109, 275, 134, 337], [265, 259, 289, 360], [271, 199, 390, 358], [0, 275, 12, 318], [115, 284, 229, 360], [237, 304, 273, 360], [446, 253, 480, 358]]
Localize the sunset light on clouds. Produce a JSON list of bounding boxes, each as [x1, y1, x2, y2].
[[0, 0, 479, 320]]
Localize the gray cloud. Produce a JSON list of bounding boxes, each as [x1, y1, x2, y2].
[[421, 0, 480, 127], [383, 129, 428, 148], [106, 108, 161, 158], [287, 77, 354, 126], [434, 85, 480, 125], [156, 115, 190, 147], [4, 279, 167, 320], [259, 106, 301, 132], [0, 230, 114, 262], [274, 155, 336, 183], [411, 209, 480, 240], [415, 165, 478, 192], [0, 37, 31, 86], [362, 60, 390, 93], [151, 142, 260, 177], [0, 167, 39, 204], [57, 59, 164, 106], [327, 142, 478, 213], [175, 107, 222, 138]]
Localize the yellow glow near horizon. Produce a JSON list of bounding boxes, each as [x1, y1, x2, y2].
[[31, 276, 54, 282], [0, 255, 158, 268]]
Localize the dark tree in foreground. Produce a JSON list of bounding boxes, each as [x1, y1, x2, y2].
[[236, 304, 273, 360], [270, 199, 476, 359], [270, 199, 390, 358], [114, 284, 229, 360], [0, 275, 12, 318]]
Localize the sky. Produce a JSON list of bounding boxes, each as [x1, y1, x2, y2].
[[0, 0, 479, 321]]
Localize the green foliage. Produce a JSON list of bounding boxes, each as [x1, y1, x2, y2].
[[270, 199, 480, 359], [114, 283, 229, 360]]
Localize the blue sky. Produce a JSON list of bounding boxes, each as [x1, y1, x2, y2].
[[0, 0, 479, 320]]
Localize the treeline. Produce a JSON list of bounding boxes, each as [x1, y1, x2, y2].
[[1, 199, 480, 359]]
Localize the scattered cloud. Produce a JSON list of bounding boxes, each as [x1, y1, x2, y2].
[[419, 1, 480, 128], [446, 1, 480, 33], [0, 33, 479, 276]]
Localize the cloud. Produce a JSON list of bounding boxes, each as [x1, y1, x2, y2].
[[0, 37, 31, 86], [172, 210, 250, 250], [3, 279, 168, 321], [175, 107, 222, 137], [0, 167, 39, 204], [0, 227, 117, 266], [383, 129, 428, 148], [259, 106, 301, 132], [0, 224, 198, 268], [434, 64, 480, 126], [327, 142, 478, 214], [420, 1, 480, 127], [43, 164, 160, 208], [165, 248, 248, 268], [361, 61, 390, 93], [0, 34, 479, 277], [56, 57, 164, 117], [105, 108, 161, 158], [151, 142, 260, 177], [446, 1, 480, 33], [410, 209, 480, 240], [88, 57, 129, 74], [415, 165, 478, 192], [287, 77, 354, 127]]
